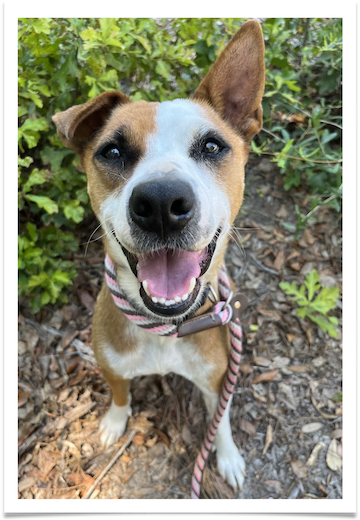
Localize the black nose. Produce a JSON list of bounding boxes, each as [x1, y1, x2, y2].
[[129, 180, 196, 239]]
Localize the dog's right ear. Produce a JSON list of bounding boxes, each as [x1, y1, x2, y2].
[[52, 91, 130, 155]]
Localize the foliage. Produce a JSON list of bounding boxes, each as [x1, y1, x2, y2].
[[252, 18, 342, 231], [18, 18, 342, 311], [279, 270, 339, 338]]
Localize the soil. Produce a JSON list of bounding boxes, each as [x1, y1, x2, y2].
[[18, 155, 342, 500]]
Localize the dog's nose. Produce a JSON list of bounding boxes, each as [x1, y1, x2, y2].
[[129, 180, 195, 239]]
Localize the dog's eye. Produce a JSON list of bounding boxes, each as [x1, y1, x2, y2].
[[203, 141, 221, 155], [100, 145, 122, 161]]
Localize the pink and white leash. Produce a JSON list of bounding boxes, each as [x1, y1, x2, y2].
[[105, 254, 243, 499]]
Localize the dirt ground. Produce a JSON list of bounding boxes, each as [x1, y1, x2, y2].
[[18, 155, 342, 499]]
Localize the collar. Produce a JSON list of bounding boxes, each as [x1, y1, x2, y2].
[[104, 254, 248, 338]]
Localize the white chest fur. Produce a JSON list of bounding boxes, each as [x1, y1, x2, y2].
[[102, 328, 213, 388]]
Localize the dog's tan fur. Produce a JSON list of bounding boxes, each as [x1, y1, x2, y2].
[[53, 20, 265, 490]]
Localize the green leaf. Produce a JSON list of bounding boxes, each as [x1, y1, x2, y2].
[[304, 269, 320, 301], [133, 35, 151, 54], [28, 272, 49, 288], [40, 146, 74, 171], [155, 60, 171, 79], [62, 200, 85, 223], [52, 269, 72, 285], [22, 169, 47, 193], [18, 156, 34, 168], [25, 194, 58, 214], [32, 19, 51, 35]]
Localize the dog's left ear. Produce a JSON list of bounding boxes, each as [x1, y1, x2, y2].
[[192, 20, 265, 142]]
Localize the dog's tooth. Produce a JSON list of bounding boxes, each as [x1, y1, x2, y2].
[[159, 298, 166, 305], [142, 280, 150, 297], [182, 293, 188, 302], [165, 300, 171, 306], [169, 299, 175, 305], [152, 297, 158, 303], [175, 296, 181, 303], [189, 277, 196, 293]]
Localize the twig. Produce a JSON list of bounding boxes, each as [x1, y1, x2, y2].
[[248, 253, 280, 277], [82, 430, 137, 499]]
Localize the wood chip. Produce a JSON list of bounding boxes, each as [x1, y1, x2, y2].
[[262, 424, 273, 456], [18, 477, 36, 493], [326, 439, 342, 471]]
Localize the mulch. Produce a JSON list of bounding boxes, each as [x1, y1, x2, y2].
[[18, 155, 342, 499]]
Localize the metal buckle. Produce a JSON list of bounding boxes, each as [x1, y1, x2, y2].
[[207, 283, 218, 304], [221, 290, 234, 312]]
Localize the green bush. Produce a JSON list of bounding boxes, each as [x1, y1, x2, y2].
[[18, 18, 342, 312]]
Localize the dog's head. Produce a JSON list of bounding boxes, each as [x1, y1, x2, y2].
[[53, 20, 265, 321]]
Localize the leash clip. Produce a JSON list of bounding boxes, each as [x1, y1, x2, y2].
[[221, 290, 234, 312]]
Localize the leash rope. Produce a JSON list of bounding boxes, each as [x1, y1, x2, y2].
[[105, 254, 243, 499]]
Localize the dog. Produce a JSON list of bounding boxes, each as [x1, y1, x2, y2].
[[53, 20, 265, 491]]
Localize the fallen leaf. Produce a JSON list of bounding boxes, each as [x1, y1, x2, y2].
[[253, 356, 271, 367], [304, 229, 316, 245], [302, 422, 323, 434], [128, 411, 154, 434], [288, 365, 309, 373], [290, 262, 302, 272], [330, 429, 342, 439], [181, 424, 193, 445], [251, 370, 279, 384], [273, 250, 285, 271], [258, 308, 281, 321], [276, 205, 288, 218], [240, 418, 256, 436], [286, 250, 300, 262], [290, 458, 308, 479], [152, 428, 170, 447], [18, 391, 29, 408], [306, 442, 325, 466], [132, 432, 146, 446], [262, 424, 273, 455], [240, 363, 253, 375], [263, 480, 283, 493], [326, 439, 342, 471], [120, 466, 135, 484], [251, 389, 267, 403], [77, 289, 95, 312]]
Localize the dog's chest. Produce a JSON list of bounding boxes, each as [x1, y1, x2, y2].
[[102, 331, 213, 386]]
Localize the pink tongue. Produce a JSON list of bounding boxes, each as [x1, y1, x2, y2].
[[137, 249, 202, 300]]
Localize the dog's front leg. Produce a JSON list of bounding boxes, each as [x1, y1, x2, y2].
[[201, 390, 246, 490], [99, 369, 132, 448]]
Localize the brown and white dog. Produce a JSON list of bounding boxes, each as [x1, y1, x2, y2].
[[53, 20, 265, 490]]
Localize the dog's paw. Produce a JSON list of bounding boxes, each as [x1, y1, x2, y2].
[[216, 442, 246, 490], [99, 401, 132, 448]]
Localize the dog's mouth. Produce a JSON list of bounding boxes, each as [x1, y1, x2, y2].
[[113, 230, 220, 317]]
